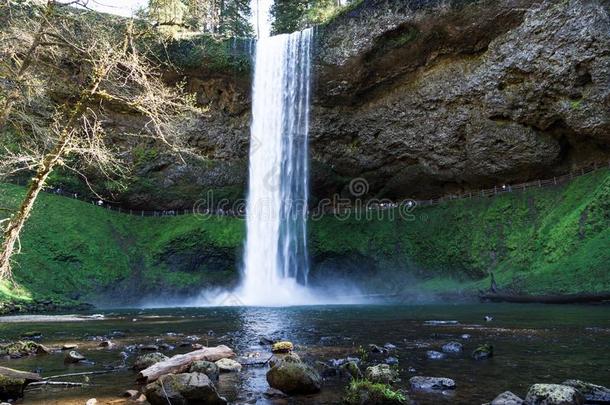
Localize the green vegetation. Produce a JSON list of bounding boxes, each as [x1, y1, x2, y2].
[[152, 34, 252, 74], [0, 168, 608, 309], [0, 183, 245, 307], [344, 379, 408, 404], [310, 169, 610, 295], [271, 0, 363, 34]]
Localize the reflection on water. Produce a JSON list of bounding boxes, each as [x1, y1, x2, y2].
[[1, 304, 609, 404]]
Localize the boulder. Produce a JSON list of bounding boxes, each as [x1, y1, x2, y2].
[[62, 344, 78, 350], [0, 366, 42, 401], [215, 358, 241, 373], [269, 352, 301, 368], [145, 372, 227, 405], [271, 341, 294, 353], [491, 391, 523, 405], [133, 352, 169, 371], [64, 350, 86, 363], [426, 350, 447, 360], [189, 361, 219, 382], [442, 342, 463, 353], [473, 344, 494, 360], [524, 384, 584, 405], [0, 341, 49, 358], [409, 376, 456, 391], [365, 364, 399, 384], [561, 379, 610, 403], [266, 362, 322, 395]]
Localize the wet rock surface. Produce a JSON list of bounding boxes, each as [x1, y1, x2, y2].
[[561, 379, 610, 403], [133, 352, 169, 371], [266, 361, 322, 395], [524, 384, 584, 405], [409, 376, 456, 391], [490, 390, 524, 405], [145, 372, 227, 405]]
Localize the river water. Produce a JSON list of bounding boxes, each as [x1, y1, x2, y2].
[[1, 304, 609, 404]]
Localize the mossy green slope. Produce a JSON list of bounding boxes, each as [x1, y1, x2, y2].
[[0, 168, 608, 307], [0, 183, 245, 306], [310, 168, 610, 294]]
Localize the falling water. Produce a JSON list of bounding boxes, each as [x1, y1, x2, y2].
[[236, 28, 315, 306]]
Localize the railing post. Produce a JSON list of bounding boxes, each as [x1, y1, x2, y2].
[[553, 177, 556, 185]]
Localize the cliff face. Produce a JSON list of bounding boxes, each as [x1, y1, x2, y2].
[[119, 0, 610, 208]]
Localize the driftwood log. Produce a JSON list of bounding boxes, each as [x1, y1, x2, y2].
[[137, 345, 235, 383], [479, 292, 610, 304]]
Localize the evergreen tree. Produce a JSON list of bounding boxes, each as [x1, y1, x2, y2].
[[182, 0, 253, 37]]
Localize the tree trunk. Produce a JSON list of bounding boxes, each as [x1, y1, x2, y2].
[[0, 55, 110, 281], [137, 345, 235, 383], [0, 134, 70, 280]]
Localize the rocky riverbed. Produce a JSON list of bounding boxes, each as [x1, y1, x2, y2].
[[0, 304, 609, 404]]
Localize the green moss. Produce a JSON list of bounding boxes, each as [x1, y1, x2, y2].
[[0, 183, 244, 305], [344, 379, 408, 404], [310, 169, 610, 294]]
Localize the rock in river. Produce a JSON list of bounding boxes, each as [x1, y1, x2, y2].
[[145, 372, 227, 405], [442, 342, 463, 353], [472, 344, 494, 360], [189, 361, 219, 382], [266, 362, 322, 395], [409, 376, 456, 391], [491, 391, 523, 405], [0, 341, 49, 358], [365, 364, 399, 384], [426, 350, 447, 360], [215, 358, 242, 373], [561, 379, 610, 403], [64, 350, 86, 363], [133, 352, 169, 371], [271, 341, 294, 353], [524, 384, 584, 405]]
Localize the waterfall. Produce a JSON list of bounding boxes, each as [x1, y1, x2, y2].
[[236, 28, 314, 306]]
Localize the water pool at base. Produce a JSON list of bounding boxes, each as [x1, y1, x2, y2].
[[1, 304, 608, 404]]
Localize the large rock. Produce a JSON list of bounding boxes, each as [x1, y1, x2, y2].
[[409, 376, 456, 391], [266, 362, 322, 395], [214, 358, 241, 373], [189, 361, 219, 382], [561, 379, 610, 403], [491, 391, 523, 405], [365, 364, 399, 384], [145, 372, 226, 405], [269, 352, 301, 368], [0, 366, 42, 401], [524, 384, 584, 405], [0, 341, 49, 358], [442, 342, 463, 353], [310, 0, 610, 201], [133, 352, 169, 371], [271, 341, 294, 353]]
